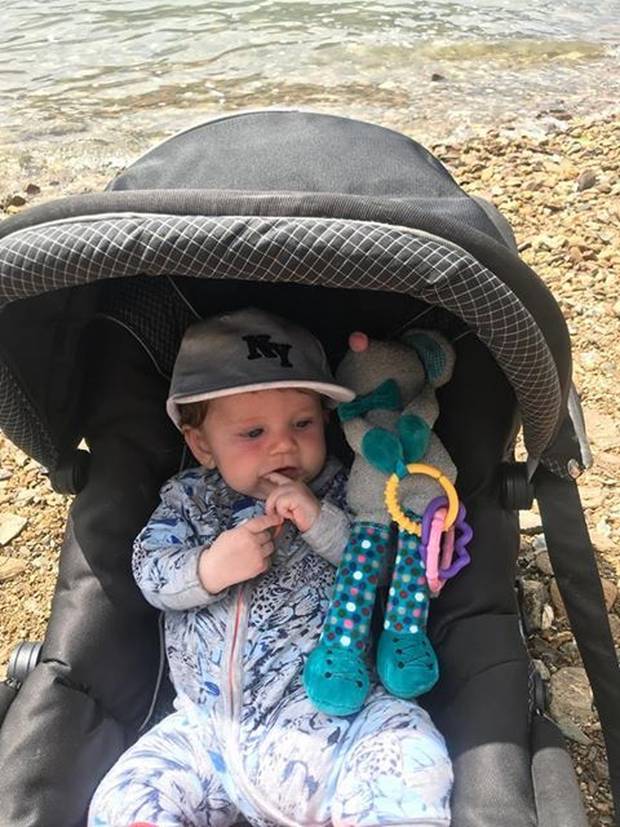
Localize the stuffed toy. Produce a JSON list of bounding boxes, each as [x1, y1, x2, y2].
[[304, 329, 470, 716]]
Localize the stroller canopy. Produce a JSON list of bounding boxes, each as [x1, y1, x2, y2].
[[0, 109, 576, 481]]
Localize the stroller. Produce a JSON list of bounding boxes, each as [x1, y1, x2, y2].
[[0, 109, 618, 827]]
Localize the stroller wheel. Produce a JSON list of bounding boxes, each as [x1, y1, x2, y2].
[[500, 462, 534, 510], [7, 641, 43, 686]]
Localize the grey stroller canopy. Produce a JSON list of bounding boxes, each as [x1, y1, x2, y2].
[[0, 110, 617, 827]]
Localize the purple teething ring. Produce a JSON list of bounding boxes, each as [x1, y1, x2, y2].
[[420, 496, 472, 582], [442, 502, 472, 578]]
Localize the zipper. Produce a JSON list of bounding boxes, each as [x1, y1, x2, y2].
[[220, 574, 308, 826], [217, 495, 333, 826]]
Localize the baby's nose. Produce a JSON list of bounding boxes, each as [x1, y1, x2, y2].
[[270, 431, 296, 451]]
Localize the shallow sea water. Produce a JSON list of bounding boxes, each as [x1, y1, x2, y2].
[[1, 0, 619, 174]]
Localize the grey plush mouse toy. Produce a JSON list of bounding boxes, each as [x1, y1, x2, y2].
[[303, 329, 457, 716]]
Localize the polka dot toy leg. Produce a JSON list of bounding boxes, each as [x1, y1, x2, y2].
[[376, 525, 439, 699], [303, 521, 390, 716]]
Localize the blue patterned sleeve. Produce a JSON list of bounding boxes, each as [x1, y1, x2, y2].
[[132, 472, 226, 611]]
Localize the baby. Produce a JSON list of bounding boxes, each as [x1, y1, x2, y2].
[[88, 307, 452, 827]]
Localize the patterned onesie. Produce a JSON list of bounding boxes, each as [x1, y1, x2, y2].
[[89, 458, 452, 827]]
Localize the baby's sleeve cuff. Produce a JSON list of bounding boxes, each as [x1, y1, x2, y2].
[[302, 501, 350, 565]]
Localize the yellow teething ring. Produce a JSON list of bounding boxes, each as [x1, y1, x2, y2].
[[385, 463, 459, 536]]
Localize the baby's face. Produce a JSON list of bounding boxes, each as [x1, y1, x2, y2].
[[184, 388, 327, 499]]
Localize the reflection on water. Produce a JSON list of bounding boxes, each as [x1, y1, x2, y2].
[[1, 0, 618, 150]]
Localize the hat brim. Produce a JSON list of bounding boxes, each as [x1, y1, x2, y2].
[[167, 380, 355, 429]]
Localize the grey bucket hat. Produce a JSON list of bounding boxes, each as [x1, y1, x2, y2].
[[167, 307, 355, 428]]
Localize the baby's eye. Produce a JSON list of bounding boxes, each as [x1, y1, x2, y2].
[[243, 427, 264, 439], [295, 418, 314, 429]]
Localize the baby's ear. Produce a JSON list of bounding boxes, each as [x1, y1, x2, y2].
[[183, 426, 216, 468]]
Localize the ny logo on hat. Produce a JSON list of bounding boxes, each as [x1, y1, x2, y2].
[[243, 334, 293, 367]]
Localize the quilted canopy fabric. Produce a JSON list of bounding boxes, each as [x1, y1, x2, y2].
[[0, 212, 560, 461]]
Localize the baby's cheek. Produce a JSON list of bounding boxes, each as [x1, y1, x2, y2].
[[229, 441, 262, 466]]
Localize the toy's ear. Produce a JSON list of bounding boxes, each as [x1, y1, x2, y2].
[[400, 329, 455, 388], [349, 331, 369, 352]]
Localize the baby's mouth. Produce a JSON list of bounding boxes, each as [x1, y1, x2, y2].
[[272, 466, 300, 479]]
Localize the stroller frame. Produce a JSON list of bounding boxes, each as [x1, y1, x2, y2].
[[0, 109, 617, 827]]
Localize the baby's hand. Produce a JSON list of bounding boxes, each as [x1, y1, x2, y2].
[[264, 472, 320, 533], [198, 512, 283, 593]]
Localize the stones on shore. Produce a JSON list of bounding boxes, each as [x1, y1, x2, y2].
[[0, 513, 28, 545], [0, 555, 27, 583], [608, 613, 620, 644], [519, 509, 542, 533], [550, 577, 617, 619], [520, 578, 549, 633], [2, 181, 47, 215], [5, 194, 26, 208], [550, 667, 594, 725], [555, 717, 593, 747], [534, 551, 553, 576], [0, 436, 70, 674], [433, 119, 620, 386], [548, 579, 564, 617], [576, 168, 598, 192], [536, 104, 574, 123]]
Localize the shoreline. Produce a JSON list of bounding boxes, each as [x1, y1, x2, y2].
[[1, 110, 619, 825], [1, 103, 619, 211]]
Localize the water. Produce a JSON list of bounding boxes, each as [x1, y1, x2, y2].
[[1, 1, 619, 175]]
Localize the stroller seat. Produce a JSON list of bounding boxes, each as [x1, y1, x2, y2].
[[0, 109, 617, 827]]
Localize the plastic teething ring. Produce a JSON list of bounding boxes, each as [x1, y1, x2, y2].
[[384, 463, 459, 536]]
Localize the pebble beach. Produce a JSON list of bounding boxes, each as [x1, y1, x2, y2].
[[0, 109, 619, 825]]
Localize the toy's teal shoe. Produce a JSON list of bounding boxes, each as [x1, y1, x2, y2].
[[376, 629, 439, 698], [303, 645, 370, 716]]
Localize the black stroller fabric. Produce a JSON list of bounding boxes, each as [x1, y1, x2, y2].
[[0, 110, 617, 827]]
